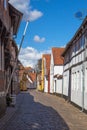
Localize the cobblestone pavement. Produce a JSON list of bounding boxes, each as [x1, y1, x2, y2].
[[1, 90, 87, 130]]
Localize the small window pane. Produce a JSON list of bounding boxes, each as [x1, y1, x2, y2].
[[4, 0, 7, 10]]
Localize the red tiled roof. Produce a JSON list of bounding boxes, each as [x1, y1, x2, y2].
[[24, 67, 35, 75], [28, 73, 36, 82], [52, 48, 65, 65], [24, 67, 36, 82], [24, 67, 32, 71], [43, 54, 51, 75]]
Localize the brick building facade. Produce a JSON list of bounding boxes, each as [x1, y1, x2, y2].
[[0, 0, 22, 117]]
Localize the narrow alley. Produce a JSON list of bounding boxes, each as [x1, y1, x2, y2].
[[0, 90, 87, 130]]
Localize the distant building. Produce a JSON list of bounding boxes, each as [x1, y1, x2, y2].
[[37, 72, 42, 91], [42, 54, 51, 93], [18, 61, 25, 83], [18, 61, 25, 91], [27, 72, 36, 89], [19, 67, 37, 90], [37, 59, 42, 91]]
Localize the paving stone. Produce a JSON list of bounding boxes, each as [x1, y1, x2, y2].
[[0, 90, 87, 130]]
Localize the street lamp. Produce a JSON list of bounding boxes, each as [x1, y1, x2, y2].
[[6, 20, 29, 95]]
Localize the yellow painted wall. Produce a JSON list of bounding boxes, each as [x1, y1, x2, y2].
[[37, 85, 42, 91]]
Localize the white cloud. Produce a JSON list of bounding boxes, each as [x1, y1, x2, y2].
[[34, 35, 45, 43], [19, 46, 51, 67], [9, 0, 43, 21], [29, 10, 43, 21]]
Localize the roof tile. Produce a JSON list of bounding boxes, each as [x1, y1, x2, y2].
[[52, 48, 65, 65]]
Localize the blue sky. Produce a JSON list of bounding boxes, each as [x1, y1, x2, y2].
[[9, 0, 87, 67]]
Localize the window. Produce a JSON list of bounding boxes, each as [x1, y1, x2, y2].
[[84, 32, 87, 46], [79, 37, 82, 48], [81, 34, 85, 47], [69, 47, 72, 59], [78, 39, 80, 50], [4, 0, 7, 10], [75, 42, 78, 52], [73, 44, 75, 52]]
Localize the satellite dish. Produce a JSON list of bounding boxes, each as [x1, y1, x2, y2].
[[75, 11, 83, 18], [75, 11, 83, 20]]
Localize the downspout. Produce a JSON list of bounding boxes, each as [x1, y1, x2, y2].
[[82, 35, 87, 112], [82, 66, 84, 112], [55, 79, 56, 94], [62, 62, 64, 98], [62, 73, 64, 98], [82, 35, 86, 112]]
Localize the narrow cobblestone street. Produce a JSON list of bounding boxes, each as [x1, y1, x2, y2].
[[0, 90, 87, 130]]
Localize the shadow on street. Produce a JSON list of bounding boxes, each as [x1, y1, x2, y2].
[[3, 91, 69, 130]]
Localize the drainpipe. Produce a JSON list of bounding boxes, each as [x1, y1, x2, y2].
[[82, 65, 84, 112], [61, 65, 64, 98], [54, 79, 56, 95], [61, 77, 63, 98], [81, 35, 86, 112]]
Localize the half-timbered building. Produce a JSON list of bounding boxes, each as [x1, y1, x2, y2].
[[62, 16, 87, 110]]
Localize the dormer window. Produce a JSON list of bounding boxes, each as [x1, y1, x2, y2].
[[4, 0, 7, 10]]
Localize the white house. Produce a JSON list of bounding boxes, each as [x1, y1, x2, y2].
[[42, 54, 51, 93], [62, 16, 87, 111], [50, 48, 64, 93]]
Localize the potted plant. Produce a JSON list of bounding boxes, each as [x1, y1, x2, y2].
[[6, 93, 12, 106]]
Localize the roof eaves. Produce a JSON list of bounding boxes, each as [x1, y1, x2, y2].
[[62, 16, 87, 56], [8, 3, 23, 35]]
